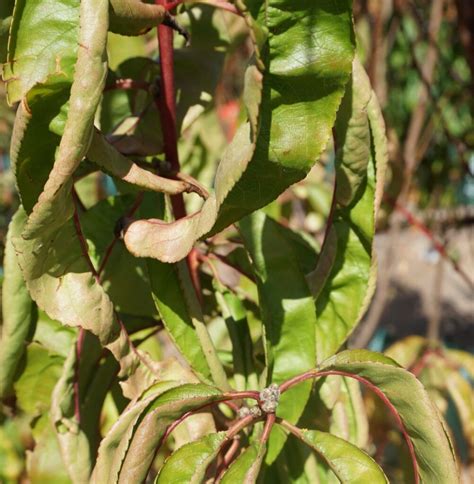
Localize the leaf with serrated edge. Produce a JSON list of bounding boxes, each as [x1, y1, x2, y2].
[[281, 425, 388, 484], [157, 432, 226, 483], [320, 349, 459, 482], [13, 206, 138, 376], [220, 442, 266, 483], [123, 0, 354, 263]]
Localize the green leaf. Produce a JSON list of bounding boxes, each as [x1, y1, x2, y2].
[[309, 59, 388, 362], [174, 5, 229, 134], [147, 260, 215, 384], [156, 432, 226, 483], [279, 425, 388, 484], [322, 376, 368, 449], [335, 58, 372, 206], [26, 416, 70, 484], [123, 0, 355, 263], [14, 343, 64, 418], [99, 383, 223, 483], [320, 349, 460, 482], [0, 209, 37, 398], [3, 0, 79, 104], [101, 56, 163, 154], [0, 16, 11, 65], [313, 112, 374, 360], [239, 212, 317, 463], [445, 370, 474, 453], [32, 312, 76, 358], [220, 442, 267, 483], [215, 287, 258, 391]]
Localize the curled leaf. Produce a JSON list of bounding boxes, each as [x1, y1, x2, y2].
[[109, 0, 166, 36], [87, 130, 206, 197], [123, 0, 355, 263], [23, 0, 108, 239]]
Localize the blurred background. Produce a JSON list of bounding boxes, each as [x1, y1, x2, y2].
[[0, 0, 473, 481]]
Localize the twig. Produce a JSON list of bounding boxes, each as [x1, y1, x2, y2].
[[279, 369, 419, 483], [97, 192, 144, 277], [390, 197, 474, 290], [154, 5, 229, 391]]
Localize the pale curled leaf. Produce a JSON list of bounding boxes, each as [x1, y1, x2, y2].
[[23, 0, 108, 239], [320, 349, 460, 483], [109, 0, 166, 36], [280, 424, 388, 484], [87, 130, 204, 196], [156, 432, 227, 483], [0, 209, 37, 398], [91, 381, 181, 484], [12, 206, 138, 376], [124, 0, 355, 262], [114, 384, 223, 483]]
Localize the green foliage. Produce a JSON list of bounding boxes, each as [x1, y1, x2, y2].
[[0, 0, 460, 482]]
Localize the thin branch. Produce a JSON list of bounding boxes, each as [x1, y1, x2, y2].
[[279, 369, 419, 483], [97, 192, 144, 277], [389, 197, 474, 290], [215, 438, 241, 481], [155, 1, 228, 391], [261, 413, 276, 444]]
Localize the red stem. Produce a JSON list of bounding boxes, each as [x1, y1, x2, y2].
[[155, 0, 186, 219], [97, 192, 144, 277], [156, 1, 205, 302], [215, 438, 241, 480], [280, 370, 420, 484], [386, 195, 474, 290], [261, 413, 276, 443]]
